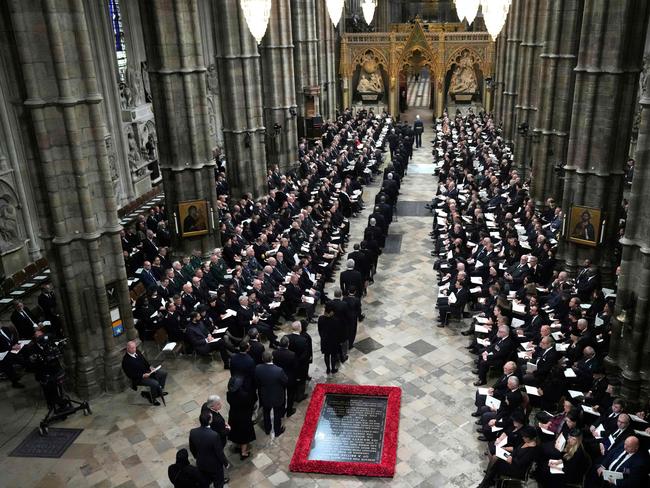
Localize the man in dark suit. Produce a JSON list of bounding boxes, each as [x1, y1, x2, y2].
[[342, 287, 362, 348], [230, 340, 256, 391], [473, 361, 518, 416], [413, 115, 424, 148], [189, 411, 229, 487], [0, 325, 25, 388], [348, 244, 371, 283], [593, 436, 647, 488], [287, 321, 310, 402], [473, 325, 515, 386], [10, 300, 40, 339], [272, 336, 298, 417], [139, 261, 158, 290], [121, 341, 167, 405], [340, 259, 363, 298], [201, 395, 229, 456], [255, 350, 288, 436], [247, 328, 265, 364], [478, 375, 523, 441], [523, 336, 560, 386], [185, 312, 230, 368], [142, 230, 160, 262]]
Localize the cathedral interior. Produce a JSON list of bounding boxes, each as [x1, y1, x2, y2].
[[1, 0, 650, 487]]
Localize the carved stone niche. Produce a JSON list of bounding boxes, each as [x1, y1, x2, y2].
[[0, 178, 28, 278], [124, 121, 152, 196]]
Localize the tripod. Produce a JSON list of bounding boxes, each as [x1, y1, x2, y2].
[[38, 369, 91, 436]]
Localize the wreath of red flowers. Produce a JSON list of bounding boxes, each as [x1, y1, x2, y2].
[[289, 383, 401, 477]]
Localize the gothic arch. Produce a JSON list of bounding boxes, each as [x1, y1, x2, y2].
[[397, 47, 440, 77], [351, 48, 389, 71], [445, 46, 487, 73]]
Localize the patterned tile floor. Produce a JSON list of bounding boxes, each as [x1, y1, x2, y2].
[[0, 110, 512, 487]]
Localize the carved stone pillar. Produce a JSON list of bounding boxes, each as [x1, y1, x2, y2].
[[530, 0, 582, 204], [213, 0, 267, 198], [260, 0, 299, 173], [606, 34, 650, 406], [8, 0, 136, 397], [493, 34, 508, 124], [513, 0, 544, 179], [559, 0, 648, 284], [317, 0, 338, 121], [138, 0, 220, 253], [502, 0, 524, 142], [291, 0, 321, 135]]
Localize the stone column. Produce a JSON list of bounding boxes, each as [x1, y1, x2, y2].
[[606, 33, 650, 406], [8, 0, 136, 397], [260, 0, 298, 172], [138, 0, 220, 254], [493, 33, 508, 123], [291, 0, 321, 135], [559, 0, 648, 284], [513, 0, 544, 179], [213, 0, 267, 199], [502, 0, 525, 142], [318, 0, 339, 121], [530, 0, 582, 204]]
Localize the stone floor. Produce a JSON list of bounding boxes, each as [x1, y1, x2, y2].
[[0, 108, 496, 487]]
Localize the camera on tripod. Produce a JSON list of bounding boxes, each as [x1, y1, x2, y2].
[[26, 334, 91, 436]]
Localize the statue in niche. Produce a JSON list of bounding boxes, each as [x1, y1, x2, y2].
[[119, 81, 133, 109], [104, 135, 122, 202], [207, 97, 217, 136], [206, 64, 218, 95], [141, 61, 152, 103], [127, 128, 144, 178], [126, 67, 145, 107], [448, 50, 479, 94], [356, 55, 384, 94], [0, 193, 19, 251]]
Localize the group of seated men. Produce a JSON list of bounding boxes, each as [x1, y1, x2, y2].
[[429, 110, 649, 487], [125, 109, 395, 371]]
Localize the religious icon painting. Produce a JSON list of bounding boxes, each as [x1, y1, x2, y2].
[[178, 199, 209, 238], [567, 205, 601, 247]]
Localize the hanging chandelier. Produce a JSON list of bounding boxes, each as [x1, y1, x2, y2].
[[240, 0, 272, 44], [326, 0, 345, 27], [481, 0, 511, 40], [455, 0, 481, 25], [360, 0, 377, 25]]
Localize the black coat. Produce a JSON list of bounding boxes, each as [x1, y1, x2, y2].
[[188, 426, 228, 476], [255, 363, 288, 408], [340, 269, 363, 297], [318, 315, 342, 354], [273, 348, 297, 384], [121, 352, 151, 387], [248, 340, 265, 364], [10, 308, 38, 339], [200, 403, 228, 449], [230, 352, 256, 390]]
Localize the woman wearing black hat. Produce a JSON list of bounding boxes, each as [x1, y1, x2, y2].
[[168, 448, 206, 488], [477, 425, 539, 488]]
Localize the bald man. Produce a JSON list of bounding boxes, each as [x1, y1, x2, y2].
[[595, 436, 647, 487], [122, 341, 168, 405]]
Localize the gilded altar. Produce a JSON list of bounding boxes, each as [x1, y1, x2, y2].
[[340, 19, 495, 115]]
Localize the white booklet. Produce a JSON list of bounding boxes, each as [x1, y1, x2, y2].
[[486, 395, 501, 410]]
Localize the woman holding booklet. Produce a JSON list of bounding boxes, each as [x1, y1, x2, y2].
[[535, 429, 590, 487]]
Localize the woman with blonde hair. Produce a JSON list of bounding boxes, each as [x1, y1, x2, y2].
[[537, 429, 590, 487]]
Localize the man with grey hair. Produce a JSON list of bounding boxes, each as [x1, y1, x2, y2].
[[477, 375, 523, 442], [340, 258, 363, 298], [201, 394, 229, 454], [473, 324, 515, 386]]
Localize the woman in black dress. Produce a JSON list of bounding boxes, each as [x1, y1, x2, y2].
[[226, 375, 256, 460], [477, 425, 539, 487]]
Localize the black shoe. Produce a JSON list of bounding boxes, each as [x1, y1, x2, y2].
[[473, 380, 487, 386], [471, 369, 480, 375], [275, 426, 286, 437], [152, 400, 161, 406], [465, 345, 475, 350], [476, 427, 484, 433], [475, 420, 482, 425], [11, 381, 25, 389], [162, 391, 169, 396], [286, 408, 296, 417], [326, 369, 331, 374], [471, 412, 481, 417], [437, 322, 445, 328], [331, 368, 338, 374], [224, 477, 230, 483], [461, 329, 472, 336], [265, 429, 271, 435], [477, 435, 488, 442]]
